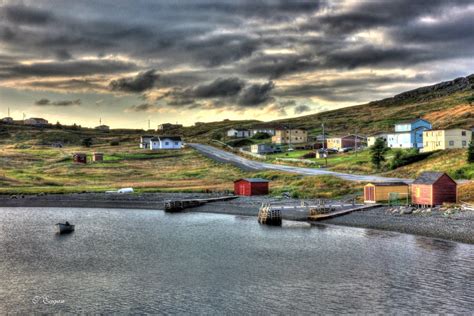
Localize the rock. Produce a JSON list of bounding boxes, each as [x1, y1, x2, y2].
[[403, 208, 414, 215]]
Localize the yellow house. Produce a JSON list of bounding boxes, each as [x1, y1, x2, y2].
[[422, 129, 472, 152], [326, 135, 366, 150], [272, 129, 307, 145]]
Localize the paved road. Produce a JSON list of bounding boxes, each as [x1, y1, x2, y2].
[[190, 143, 412, 183]]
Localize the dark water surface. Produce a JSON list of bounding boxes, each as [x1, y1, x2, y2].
[[0, 207, 473, 314]]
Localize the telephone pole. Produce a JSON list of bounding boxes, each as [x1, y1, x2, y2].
[[322, 123, 327, 167]]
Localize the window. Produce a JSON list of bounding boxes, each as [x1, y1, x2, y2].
[[449, 141, 454, 146], [462, 131, 466, 136], [462, 141, 467, 146], [165, 142, 169, 145], [174, 142, 178, 146]]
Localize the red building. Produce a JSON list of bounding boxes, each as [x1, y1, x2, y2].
[[234, 178, 269, 196], [73, 153, 87, 164], [411, 172, 457, 206]]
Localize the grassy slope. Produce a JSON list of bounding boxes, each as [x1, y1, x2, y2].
[[0, 141, 362, 199]]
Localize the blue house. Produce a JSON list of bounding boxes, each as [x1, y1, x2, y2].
[[387, 119, 432, 149]]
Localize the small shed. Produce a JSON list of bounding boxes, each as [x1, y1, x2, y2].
[[411, 172, 457, 206], [364, 182, 409, 203], [92, 152, 104, 162], [234, 178, 269, 196], [73, 153, 87, 164]]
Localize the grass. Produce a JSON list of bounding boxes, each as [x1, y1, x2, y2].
[[0, 140, 364, 199]]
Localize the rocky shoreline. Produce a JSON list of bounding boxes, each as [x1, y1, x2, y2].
[[1, 193, 473, 244]]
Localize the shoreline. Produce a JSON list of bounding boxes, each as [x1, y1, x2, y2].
[[1, 193, 473, 244]]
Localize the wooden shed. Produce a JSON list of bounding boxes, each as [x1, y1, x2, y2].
[[92, 152, 104, 162], [364, 182, 409, 203], [411, 172, 457, 206], [234, 178, 269, 196], [73, 153, 87, 164]]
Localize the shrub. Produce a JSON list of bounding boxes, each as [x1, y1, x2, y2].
[[82, 137, 93, 147], [301, 152, 316, 159], [110, 141, 120, 146], [251, 132, 271, 140], [389, 149, 435, 170]]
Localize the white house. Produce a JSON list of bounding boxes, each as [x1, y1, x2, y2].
[[24, 117, 48, 126], [227, 128, 250, 138], [387, 119, 432, 149], [250, 143, 279, 154], [1, 117, 13, 124], [150, 136, 183, 150], [367, 133, 388, 147], [250, 127, 276, 136], [140, 135, 154, 149]]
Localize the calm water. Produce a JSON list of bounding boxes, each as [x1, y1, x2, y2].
[[0, 207, 473, 314]]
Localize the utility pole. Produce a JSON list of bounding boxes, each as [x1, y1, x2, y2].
[[322, 123, 327, 167], [148, 120, 150, 130], [355, 130, 358, 157], [8, 107, 10, 117]]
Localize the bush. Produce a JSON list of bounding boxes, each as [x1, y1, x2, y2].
[[301, 152, 316, 159], [82, 137, 93, 148], [251, 132, 271, 140], [226, 138, 253, 147], [110, 141, 120, 146], [389, 149, 436, 170]]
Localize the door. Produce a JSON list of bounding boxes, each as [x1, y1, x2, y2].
[[365, 187, 375, 202]]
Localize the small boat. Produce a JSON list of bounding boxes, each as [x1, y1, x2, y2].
[[55, 222, 75, 234]]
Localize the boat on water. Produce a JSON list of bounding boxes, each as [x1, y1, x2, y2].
[[55, 222, 75, 234]]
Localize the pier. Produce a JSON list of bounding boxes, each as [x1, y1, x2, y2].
[[164, 196, 238, 212]]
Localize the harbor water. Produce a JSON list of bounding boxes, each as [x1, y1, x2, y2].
[[0, 207, 473, 314]]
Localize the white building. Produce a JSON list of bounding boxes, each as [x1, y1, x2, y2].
[[24, 117, 48, 126], [140, 135, 154, 149], [387, 119, 432, 149], [227, 128, 250, 138], [367, 133, 388, 147], [150, 136, 183, 150], [250, 127, 276, 136], [250, 143, 279, 154]]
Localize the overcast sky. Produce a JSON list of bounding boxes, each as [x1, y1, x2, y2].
[[1, 0, 473, 128]]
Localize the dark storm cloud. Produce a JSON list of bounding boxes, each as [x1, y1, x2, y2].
[[1, 0, 474, 113], [34, 98, 81, 106], [109, 70, 159, 93], [293, 104, 311, 114], [245, 53, 319, 79], [1, 4, 53, 25], [0, 60, 137, 79], [188, 77, 245, 98], [237, 81, 275, 106], [126, 103, 157, 112]]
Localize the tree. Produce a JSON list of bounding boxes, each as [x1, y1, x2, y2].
[[468, 140, 474, 163], [370, 138, 389, 170], [82, 137, 93, 148]]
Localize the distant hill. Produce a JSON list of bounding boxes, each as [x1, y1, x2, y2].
[[271, 74, 474, 136]]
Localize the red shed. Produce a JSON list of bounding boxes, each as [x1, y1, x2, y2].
[[73, 153, 87, 164], [411, 172, 457, 206], [234, 178, 269, 196]]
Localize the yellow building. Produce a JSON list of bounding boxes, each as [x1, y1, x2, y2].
[[271, 129, 307, 144], [422, 129, 472, 152], [364, 182, 409, 203], [326, 135, 366, 151]]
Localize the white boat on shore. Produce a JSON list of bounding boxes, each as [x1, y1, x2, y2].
[[55, 222, 75, 234]]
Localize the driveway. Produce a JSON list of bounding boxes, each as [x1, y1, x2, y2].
[[189, 143, 411, 183]]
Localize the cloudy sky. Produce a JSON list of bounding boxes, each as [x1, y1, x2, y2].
[[1, 0, 473, 128]]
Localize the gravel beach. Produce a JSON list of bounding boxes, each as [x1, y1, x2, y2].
[[1, 193, 473, 244]]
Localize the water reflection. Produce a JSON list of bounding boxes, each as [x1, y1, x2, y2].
[[0, 207, 472, 315]]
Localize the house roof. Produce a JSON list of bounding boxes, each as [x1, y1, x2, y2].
[[28, 117, 47, 121], [234, 178, 269, 183], [367, 182, 408, 186], [328, 134, 366, 140], [141, 135, 154, 138], [229, 128, 249, 131], [413, 172, 453, 185], [154, 136, 182, 141], [395, 118, 430, 125]]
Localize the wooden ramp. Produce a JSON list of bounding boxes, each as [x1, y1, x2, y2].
[[308, 204, 381, 221], [164, 196, 238, 212]]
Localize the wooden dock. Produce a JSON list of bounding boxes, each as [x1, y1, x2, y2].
[[308, 204, 381, 221], [164, 196, 238, 212]]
